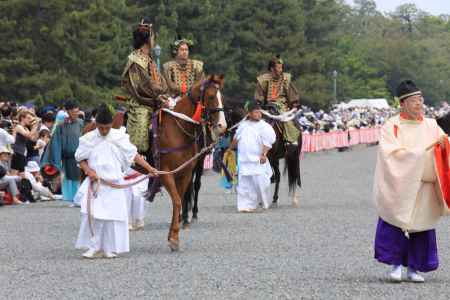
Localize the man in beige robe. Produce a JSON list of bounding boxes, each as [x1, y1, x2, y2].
[[373, 80, 449, 283]]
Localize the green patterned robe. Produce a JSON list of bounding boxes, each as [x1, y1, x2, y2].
[[121, 50, 168, 153]]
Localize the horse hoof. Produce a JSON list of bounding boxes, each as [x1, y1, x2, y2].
[[270, 202, 278, 208], [168, 239, 180, 252], [292, 201, 300, 208], [191, 215, 198, 222], [182, 222, 190, 230]]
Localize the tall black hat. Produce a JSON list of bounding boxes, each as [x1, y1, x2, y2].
[[397, 80, 422, 102]]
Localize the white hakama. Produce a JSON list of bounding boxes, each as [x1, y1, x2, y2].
[[74, 128, 138, 254], [125, 170, 148, 227], [76, 214, 129, 253], [235, 120, 276, 211]]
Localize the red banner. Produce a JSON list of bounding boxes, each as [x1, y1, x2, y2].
[[302, 127, 381, 153]]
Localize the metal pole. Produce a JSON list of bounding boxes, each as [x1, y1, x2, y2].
[[153, 44, 162, 73], [333, 70, 338, 104]]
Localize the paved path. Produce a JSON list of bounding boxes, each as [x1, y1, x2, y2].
[[1, 146, 450, 299]]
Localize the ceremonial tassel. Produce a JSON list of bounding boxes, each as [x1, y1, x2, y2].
[[192, 102, 204, 122]]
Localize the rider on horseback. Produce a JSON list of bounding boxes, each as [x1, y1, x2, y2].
[[254, 55, 301, 144], [121, 18, 169, 154], [162, 37, 205, 99]]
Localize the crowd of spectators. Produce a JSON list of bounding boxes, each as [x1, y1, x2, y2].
[[296, 102, 450, 133], [0, 101, 83, 206]]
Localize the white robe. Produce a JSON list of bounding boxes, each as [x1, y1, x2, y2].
[[235, 119, 276, 210], [74, 128, 137, 253], [125, 169, 148, 225]]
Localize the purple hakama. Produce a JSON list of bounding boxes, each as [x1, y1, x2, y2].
[[374, 218, 439, 272]]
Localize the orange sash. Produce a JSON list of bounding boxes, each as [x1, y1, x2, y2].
[[434, 138, 450, 208]]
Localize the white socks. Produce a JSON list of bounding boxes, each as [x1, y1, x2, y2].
[[389, 265, 402, 282], [406, 268, 425, 283], [389, 265, 425, 283]]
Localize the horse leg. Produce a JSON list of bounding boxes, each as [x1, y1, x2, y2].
[[160, 174, 182, 251], [176, 173, 194, 230], [285, 141, 301, 208], [182, 180, 193, 228], [271, 159, 281, 206], [192, 160, 204, 220], [292, 187, 299, 208]]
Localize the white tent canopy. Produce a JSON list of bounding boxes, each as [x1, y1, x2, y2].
[[340, 99, 390, 109]]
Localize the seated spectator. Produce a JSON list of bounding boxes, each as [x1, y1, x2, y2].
[[23, 161, 61, 201], [0, 147, 22, 204]]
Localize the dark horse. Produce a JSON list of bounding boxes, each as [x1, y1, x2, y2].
[[264, 104, 302, 207], [181, 106, 246, 228], [221, 105, 301, 206], [155, 75, 226, 251], [181, 147, 205, 228]]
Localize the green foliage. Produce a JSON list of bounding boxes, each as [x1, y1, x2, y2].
[[1, 0, 450, 109]]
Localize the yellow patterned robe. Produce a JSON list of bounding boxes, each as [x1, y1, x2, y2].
[[254, 72, 300, 143], [162, 59, 204, 97], [121, 50, 168, 153]]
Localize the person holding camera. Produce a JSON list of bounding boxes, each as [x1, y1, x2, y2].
[[11, 110, 39, 174]]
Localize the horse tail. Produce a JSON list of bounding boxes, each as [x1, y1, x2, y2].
[[283, 139, 302, 194]]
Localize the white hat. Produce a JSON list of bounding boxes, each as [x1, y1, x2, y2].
[[0, 146, 13, 155], [25, 161, 40, 173], [39, 125, 50, 132]]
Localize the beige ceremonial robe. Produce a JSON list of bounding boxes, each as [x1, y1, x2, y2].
[[373, 115, 450, 232]]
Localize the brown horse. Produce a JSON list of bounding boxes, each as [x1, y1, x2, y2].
[[157, 75, 226, 251]]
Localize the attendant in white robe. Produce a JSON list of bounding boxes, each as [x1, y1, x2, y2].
[[74, 104, 157, 259], [230, 102, 276, 212]]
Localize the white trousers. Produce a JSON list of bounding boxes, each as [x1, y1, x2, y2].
[[126, 182, 147, 224], [76, 214, 129, 254], [236, 174, 271, 211]]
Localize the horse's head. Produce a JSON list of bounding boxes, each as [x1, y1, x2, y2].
[[191, 74, 227, 141]]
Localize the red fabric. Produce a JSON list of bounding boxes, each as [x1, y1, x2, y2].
[[300, 128, 381, 153], [3, 192, 13, 205], [434, 138, 450, 208], [394, 125, 398, 138], [124, 172, 142, 181], [400, 112, 424, 122], [192, 103, 204, 122], [181, 82, 188, 95], [42, 165, 59, 176]]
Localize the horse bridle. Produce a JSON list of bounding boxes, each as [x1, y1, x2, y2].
[[188, 79, 224, 125]]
